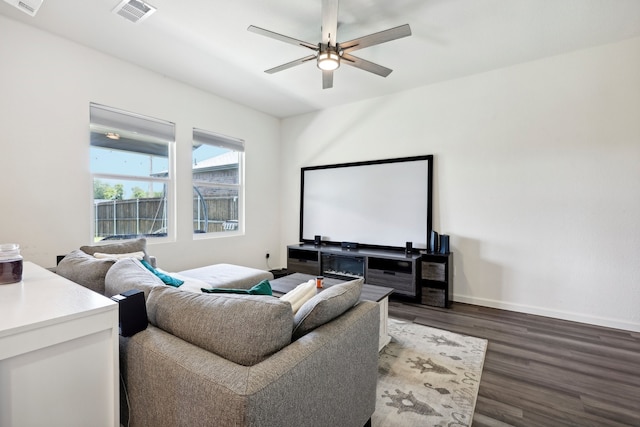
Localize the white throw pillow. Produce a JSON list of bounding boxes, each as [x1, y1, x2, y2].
[[93, 251, 145, 261], [280, 280, 317, 314]]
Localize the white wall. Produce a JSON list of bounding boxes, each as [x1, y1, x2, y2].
[[2, 14, 638, 332], [280, 37, 640, 332], [0, 16, 281, 272]]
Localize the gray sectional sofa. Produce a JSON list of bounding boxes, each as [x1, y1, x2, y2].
[[55, 239, 380, 427]]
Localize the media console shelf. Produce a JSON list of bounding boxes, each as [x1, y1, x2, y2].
[[420, 253, 453, 307], [287, 244, 421, 298], [287, 247, 320, 275]]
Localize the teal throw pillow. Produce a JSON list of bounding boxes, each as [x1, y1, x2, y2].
[[201, 279, 272, 296], [140, 259, 184, 287]]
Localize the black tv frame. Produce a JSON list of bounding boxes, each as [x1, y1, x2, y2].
[[299, 155, 433, 252]]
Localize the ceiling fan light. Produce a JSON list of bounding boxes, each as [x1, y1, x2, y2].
[[317, 51, 340, 71]]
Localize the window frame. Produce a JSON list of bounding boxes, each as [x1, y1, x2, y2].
[[89, 103, 176, 242], [191, 128, 245, 238]]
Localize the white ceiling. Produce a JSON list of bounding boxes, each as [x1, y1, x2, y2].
[[3, 0, 640, 118]]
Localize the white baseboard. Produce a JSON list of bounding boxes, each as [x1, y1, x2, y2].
[[453, 294, 640, 333]]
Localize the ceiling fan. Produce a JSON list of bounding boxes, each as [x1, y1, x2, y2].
[[248, 0, 411, 89]]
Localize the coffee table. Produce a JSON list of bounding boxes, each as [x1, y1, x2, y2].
[[270, 273, 393, 350]]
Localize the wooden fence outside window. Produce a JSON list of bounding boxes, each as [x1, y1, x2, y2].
[[94, 196, 238, 238]]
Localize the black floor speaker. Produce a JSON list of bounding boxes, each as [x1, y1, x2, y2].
[[439, 235, 450, 254], [111, 289, 148, 337], [429, 231, 439, 253]]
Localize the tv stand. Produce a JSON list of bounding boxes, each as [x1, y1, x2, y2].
[[287, 244, 421, 298]]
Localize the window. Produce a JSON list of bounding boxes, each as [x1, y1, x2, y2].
[[192, 128, 244, 235], [90, 103, 175, 241]]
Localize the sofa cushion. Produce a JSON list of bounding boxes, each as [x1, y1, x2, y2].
[[104, 258, 165, 299], [56, 249, 116, 294], [292, 278, 363, 340], [164, 273, 210, 294], [146, 286, 293, 366], [80, 238, 150, 263], [178, 263, 273, 290]]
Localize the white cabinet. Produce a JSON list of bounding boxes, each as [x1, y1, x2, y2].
[[0, 262, 119, 427]]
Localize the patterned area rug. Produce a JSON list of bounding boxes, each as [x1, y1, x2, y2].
[[373, 319, 488, 427]]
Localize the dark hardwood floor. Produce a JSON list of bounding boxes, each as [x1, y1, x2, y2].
[[388, 299, 640, 427]]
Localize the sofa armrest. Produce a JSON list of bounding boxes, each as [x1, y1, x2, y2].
[[120, 300, 380, 427]]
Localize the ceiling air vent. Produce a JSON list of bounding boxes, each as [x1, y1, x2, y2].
[[112, 0, 156, 24], [2, 0, 44, 16]]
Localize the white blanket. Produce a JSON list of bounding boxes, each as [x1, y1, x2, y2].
[[280, 280, 317, 314]]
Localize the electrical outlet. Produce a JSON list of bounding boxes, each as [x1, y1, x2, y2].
[[265, 252, 270, 259]]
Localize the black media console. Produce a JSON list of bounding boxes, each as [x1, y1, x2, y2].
[[287, 244, 423, 298], [287, 243, 453, 306]]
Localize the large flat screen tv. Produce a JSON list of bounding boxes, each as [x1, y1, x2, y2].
[[300, 155, 433, 251]]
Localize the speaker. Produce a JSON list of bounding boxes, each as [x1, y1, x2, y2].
[[314, 235, 321, 246], [111, 289, 148, 337], [405, 241, 413, 255], [439, 235, 450, 254], [429, 231, 439, 253]]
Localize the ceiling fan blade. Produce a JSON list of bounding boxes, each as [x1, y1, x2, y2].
[[265, 55, 317, 74], [322, 70, 334, 89], [341, 53, 392, 77], [321, 0, 339, 45], [248, 25, 317, 51], [340, 24, 411, 53]]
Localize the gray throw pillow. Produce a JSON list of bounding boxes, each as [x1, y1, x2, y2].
[[56, 249, 116, 294], [147, 286, 294, 366], [80, 238, 150, 263], [104, 258, 165, 299], [292, 278, 363, 340]]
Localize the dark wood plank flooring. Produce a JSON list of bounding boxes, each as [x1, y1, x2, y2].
[[388, 300, 640, 427]]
